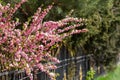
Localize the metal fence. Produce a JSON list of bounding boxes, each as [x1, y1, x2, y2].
[[0, 54, 92, 80], [0, 46, 102, 80]]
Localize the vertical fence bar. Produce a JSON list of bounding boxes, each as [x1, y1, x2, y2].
[[66, 49, 69, 80], [74, 54, 76, 80]]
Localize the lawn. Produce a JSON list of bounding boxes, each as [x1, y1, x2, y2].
[[95, 65, 120, 80]]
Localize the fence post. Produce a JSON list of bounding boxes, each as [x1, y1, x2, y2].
[[12, 71, 16, 80], [84, 55, 90, 80], [33, 69, 36, 80], [74, 54, 77, 80]]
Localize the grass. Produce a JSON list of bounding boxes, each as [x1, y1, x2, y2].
[[95, 65, 120, 80]]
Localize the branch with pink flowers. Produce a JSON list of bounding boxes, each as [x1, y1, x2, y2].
[[0, 0, 88, 80]]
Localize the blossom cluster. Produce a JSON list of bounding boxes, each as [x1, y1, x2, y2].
[[0, 0, 88, 80]]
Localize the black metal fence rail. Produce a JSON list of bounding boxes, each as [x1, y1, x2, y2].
[[0, 55, 92, 80]]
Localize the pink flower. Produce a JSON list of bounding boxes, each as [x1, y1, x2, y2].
[[0, 1, 87, 80], [0, 12, 3, 17], [37, 63, 45, 71], [21, 0, 27, 2], [51, 57, 60, 63], [20, 51, 28, 60]]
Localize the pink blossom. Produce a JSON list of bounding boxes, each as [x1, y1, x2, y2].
[[0, 0, 87, 80], [37, 63, 45, 71], [50, 57, 60, 63]]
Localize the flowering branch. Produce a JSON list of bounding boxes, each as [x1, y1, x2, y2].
[[0, 0, 88, 80]]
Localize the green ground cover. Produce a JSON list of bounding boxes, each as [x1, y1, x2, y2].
[[95, 65, 120, 80]]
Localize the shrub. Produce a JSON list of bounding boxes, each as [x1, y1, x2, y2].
[[0, 0, 87, 79]]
